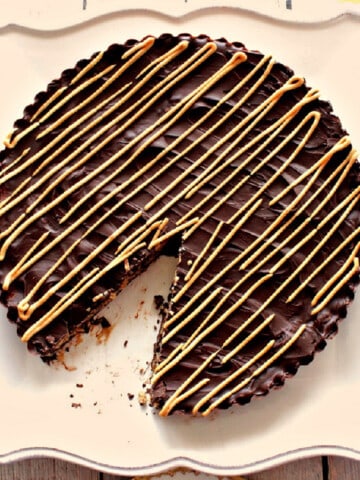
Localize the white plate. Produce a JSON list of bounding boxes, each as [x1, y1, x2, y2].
[[1, 0, 360, 29], [0, 7, 359, 477]]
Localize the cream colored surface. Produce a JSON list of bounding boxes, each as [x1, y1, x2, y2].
[[0, 5, 359, 478], [0, 0, 360, 28]]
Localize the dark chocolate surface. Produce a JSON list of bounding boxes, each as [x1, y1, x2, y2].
[[0, 33, 359, 415]]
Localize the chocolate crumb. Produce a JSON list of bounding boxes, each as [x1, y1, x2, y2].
[[71, 402, 82, 408], [127, 393, 135, 400], [100, 317, 111, 328], [76, 383, 83, 388], [138, 391, 147, 406], [123, 339, 128, 348]]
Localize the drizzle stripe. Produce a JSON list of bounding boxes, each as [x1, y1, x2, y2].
[[192, 340, 276, 415], [173, 198, 263, 304], [179, 89, 318, 236], [312, 244, 360, 307], [21, 238, 148, 342], [200, 325, 306, 416], [311, 258, 359, 315], [0, 42, 218, 261], [239, 137, 351, 271], [0, 40, 188, 213], [222, 194, 359, 362], [287, 226, 360, 303], [185, 221, 223, 282], [156, 137, 351, 333], [159, 351, 218, 416], [154, 76, 304, 218]]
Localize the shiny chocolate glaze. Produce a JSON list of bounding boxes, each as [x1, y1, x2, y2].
[[0, 34, 358, 414]]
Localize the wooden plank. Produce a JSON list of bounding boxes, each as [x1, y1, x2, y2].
[[0, 458, 99, 480], [103, 473, 132, 480], [100, 473, 132, 480], [103, 471, 244, 480], [328, 456, 360, 480], [246, 457, 323, 480]]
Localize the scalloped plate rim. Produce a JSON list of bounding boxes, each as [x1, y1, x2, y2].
[[0, 3, 360, 31], [1, 444, 360, 476]]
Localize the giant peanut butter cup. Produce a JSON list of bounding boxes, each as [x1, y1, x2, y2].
[[0, 33, 359, 415]]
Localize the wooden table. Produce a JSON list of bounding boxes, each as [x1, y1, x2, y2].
[[0, 456, 359, 479]]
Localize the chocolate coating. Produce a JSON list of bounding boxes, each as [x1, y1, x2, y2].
[[0, 33, 359, 414]]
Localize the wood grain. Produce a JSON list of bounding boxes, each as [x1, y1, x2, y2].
[[0, 458, 98, 480], [246, 456, 323, 480], [103, 474, 132, 480], [328, 456, 360, 480]]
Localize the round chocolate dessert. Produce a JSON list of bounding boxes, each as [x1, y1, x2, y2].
[[0, 33, 358, 416]]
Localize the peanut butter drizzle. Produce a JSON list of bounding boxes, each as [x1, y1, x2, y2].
[[238, 138, 352, 271], [16, 211, 142, 318], [68, 50, 246, 222], [186, 104, 317, 238], [18, 211, 169, 321], [190, 339, 276, 416], [154, 343, 184, 373], [144, 57, 275, 212], [161, 176, 355, 361], [1, 232, 50, 291], [160, 142, 328, 332], [70, 51, 104, 86], [4, 42, 236, 290], [0, 84, 129, 208], [16, 44, 256, 330], [221, 194, 359, 363], [37, 64, 116, 131], [185, 221, 223, 282], [3, 122, 40, 149], [0, 36, 358, 413], [86, 55, 272, 228], [155, 150, 358, 405], [166, 117, 336, 327], [288, 226, 360, 303], [0, 41, 215, 260], [0, 38, 155, 190], [311, 258, 359, 315], [148, 218, 199, 250], [238, 146, 356, 275], [228, 111, 321, 223], [5, 62, 115, 151], [312, 245, 360, 307], [172, 198, 263, 304], [161, 287, 223, 345], [153, 83, 314, 248], [159, 75, 304, 226], [31, 87, 68, 122], [29, 50, 104, 123], [182, 77, 305, 202], [0, 40, 185, 219], [153, 273, 273, 383], [270, 135, 352, 206], [0, 148, 30, 181], [36, 37, 156, 133], [159, 350, 218, 416], [178, 87, 318, 236], [21, 236, 148, 342], [198, 325, 306, 416], [62, 54, 243, 224]]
